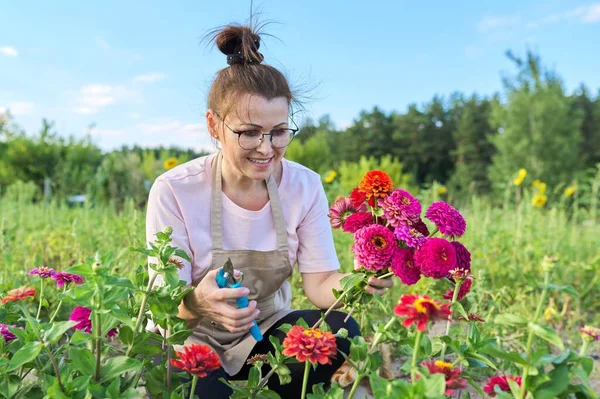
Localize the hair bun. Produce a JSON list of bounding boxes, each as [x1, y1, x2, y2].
[[216, 26, 264, 66]]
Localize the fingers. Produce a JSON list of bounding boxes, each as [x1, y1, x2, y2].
[[368, 277, 393, 289], [213, 301, 260, 333], [364, 285, 386, 296], [353, 258, 361, 272], [215, 286, 250, 301]]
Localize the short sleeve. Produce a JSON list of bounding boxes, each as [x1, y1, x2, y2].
[[146, 179, 193, 285], [296, 181, 340, 273]]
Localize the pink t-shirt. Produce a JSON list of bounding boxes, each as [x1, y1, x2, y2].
[[146, 153, 340, 284]]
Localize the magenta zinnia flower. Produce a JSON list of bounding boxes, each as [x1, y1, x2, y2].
[[414, 238, 457, 279], [343, 212, 373, 233], [426, 201, 466, 238], [391, 248, 421, 285], [69, 306, 117, 337], [328, 196, 357, 229], [0, 324, 17, 343], [378, 189, 421, 228], [29, 266, 56, 278], [52, 272, 84, 288], [352, 225, 397, 272], [394, 224, 427, 248]]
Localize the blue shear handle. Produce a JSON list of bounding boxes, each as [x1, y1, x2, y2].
[[221, 280, 263, 342]]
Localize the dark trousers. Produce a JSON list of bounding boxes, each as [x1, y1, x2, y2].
[[193, 310, 361, 399]]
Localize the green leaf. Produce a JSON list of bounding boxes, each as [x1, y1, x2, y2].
[[43, 321, 77, 344], [547, 284, 580, 298], [339, 273, 366, 292], [131, 247, 155, 257], [276, 323, 293, 335], [100, 356, 142, 382], [69, 347, 96, 376], [479, 346, 528, 365], [296, 318, 309, 329], [174, 249, 192, 262], [424, 373, 447, 398], [528, 323, 565, 351], [106, 377, 121, 399], [248, 367, 260, 388], [7, 341, 43, 371], [580, 356, 593, 377], [70, 329, 93, 345], [451, 301, 469, 320], [533, 364, 569, 399], [494, 313, 528, 326], [166, 329, 193, 345]]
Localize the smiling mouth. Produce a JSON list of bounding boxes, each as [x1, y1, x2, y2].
[[248, 157, 273, 164]]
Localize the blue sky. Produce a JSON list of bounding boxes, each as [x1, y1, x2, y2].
[[1, 1, 599, 152]]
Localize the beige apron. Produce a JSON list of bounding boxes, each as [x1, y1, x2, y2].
[[186, 152, 293, 376]]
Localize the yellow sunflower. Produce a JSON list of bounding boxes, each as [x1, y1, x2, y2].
[[164, 157, 178, 170]]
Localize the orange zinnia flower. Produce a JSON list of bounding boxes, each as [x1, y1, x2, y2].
[[358, 170, 393, 206], [170, 344, 221, 378], [1, 287, 36, 304], [394, 294, 451, 332], [282, 325, 337, 365]]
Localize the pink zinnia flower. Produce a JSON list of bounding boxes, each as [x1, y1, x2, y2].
[[29, 266, 56, 278], [450, 241, 471, 275], [343, 212, 373, 233], [426, 201, 466, 238], [328, 196, 357, 229], [69, 306, 117, 337], [352, 225, 397, 272], [394, 295, 451, 332], [378, 189, 421, 228], [413, 218, 430, 237], [52, 272, 84, 288], [414, 238, 457, 279], [394, 224, 427, 248], [0, 323, 17, 343], [484, 375, 522, 397], [391, 248, 421, 285], [443, 278, 472, 301]]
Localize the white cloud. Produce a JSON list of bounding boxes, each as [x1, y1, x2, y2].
[[477, 14, 519, 34], [73, 84, 136, 114], [0, 46, 19, 57], [133, 72, 167, 84], [528, 2, 600, 28], [0, 101, 34, 116]]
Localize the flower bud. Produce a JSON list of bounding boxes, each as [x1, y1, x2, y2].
[[541, 255, 559, 273], [335, 328, 349, 339]]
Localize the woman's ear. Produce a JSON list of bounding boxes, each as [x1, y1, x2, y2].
[[206, 109, 219, 139]]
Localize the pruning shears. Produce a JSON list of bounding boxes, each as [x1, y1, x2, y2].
[[215, 258, 263, 342]]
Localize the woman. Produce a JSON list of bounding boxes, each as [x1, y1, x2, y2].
[[146, 24, 392, 398]]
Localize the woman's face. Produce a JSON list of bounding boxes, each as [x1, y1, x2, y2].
[[208, 94, 289, 183]]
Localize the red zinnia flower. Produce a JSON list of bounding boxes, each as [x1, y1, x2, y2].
[[282, 325, 337, 365], [170, 344, 221, 378], [1, 287, 36, 304], [412, 218, 430, 237], [358, 170, 394, 206], [394, 294, 451, 332], [414, 238, 457, 279], [349, 188, 367, 209], [342, 211, 373, 233], [443, 278, 472, 301], [483, 375, 522, 397], [422, 360, 468, 396]]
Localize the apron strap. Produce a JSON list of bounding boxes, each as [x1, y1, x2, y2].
[[211, 152, 289, 252]]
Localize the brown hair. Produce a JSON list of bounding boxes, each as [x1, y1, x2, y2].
[[206, 24, 297, 120]]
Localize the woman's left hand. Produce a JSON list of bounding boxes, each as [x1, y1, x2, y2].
[[354, 259, 394, 295]]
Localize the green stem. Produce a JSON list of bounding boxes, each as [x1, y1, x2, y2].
[[36, 279, 44, 320], [94, 301, 103, 382], [189, 375, 198, 399], [579, 340, 590, 357], [428, 227, 439, 238], [48, 286, 67, 324], [439, 279, 463, 360], [411, 330, 423, 384], [301, 361, 310, 399], [18, 303, 65, 392], [348, 318, 397, 399], [378, 272, 394, 280], [251, 365, 279, 397], [126, 272, 158, 356], [519, 271, 551, 399], [312, 289, 349, 329]]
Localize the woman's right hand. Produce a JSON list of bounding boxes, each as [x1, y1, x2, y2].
[[185, 268, 260, 333]]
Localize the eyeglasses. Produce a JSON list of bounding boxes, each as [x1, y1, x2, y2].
[[215, 112, 298, 150]]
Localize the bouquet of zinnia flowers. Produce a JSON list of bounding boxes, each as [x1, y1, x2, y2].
[[328, 170, 472, 299]]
